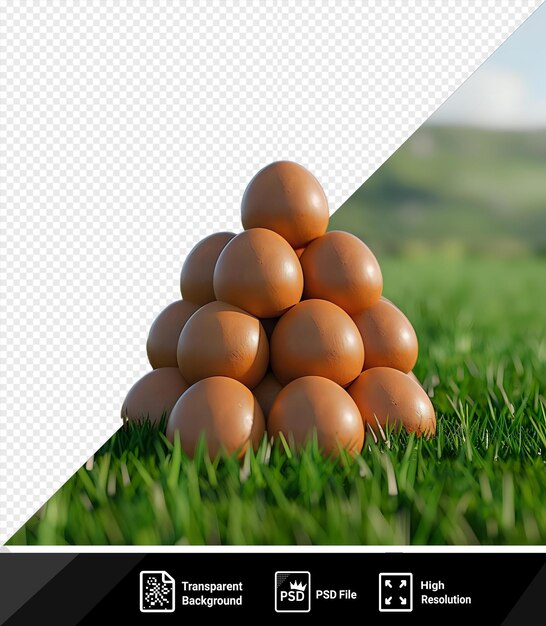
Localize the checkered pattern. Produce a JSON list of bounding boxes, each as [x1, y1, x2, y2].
[[1, 0, 541, 544]]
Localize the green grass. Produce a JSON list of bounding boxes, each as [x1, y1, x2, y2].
[[8, 255, 546, 545]]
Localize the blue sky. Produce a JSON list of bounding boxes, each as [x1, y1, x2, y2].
[[431, 4, 546, 128]]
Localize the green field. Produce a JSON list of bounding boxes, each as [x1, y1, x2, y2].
[[331, 126, 546, 256], [9, 255, 546, 545]]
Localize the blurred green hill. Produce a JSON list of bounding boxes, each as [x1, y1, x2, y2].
[[330, 126, 546, 256]]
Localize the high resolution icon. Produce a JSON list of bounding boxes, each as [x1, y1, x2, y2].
[[379, 572, 413, 612]]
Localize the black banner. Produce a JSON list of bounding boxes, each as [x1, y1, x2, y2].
[[1, 553, 545, 624]]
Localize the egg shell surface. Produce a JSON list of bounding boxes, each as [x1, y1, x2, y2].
[[259, 316, 279, 340], [408, 371, 423, 387], [177, 300, 269, 388], [268, 376, 364, 457], [300, 230, 382, 314], [146, 300, 200, 369], [348, 367, 436, 437], [252, 371, 283, 420], [271, 299, 364, 387], [180, 232, 235, 305], [241, 161, 329, 248], [121, 368, 189, 425], [213, 228, 303, 318], [352, 297, 418, 373], [166, 376, 265, 458]]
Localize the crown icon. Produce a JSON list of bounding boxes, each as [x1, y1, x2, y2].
[[290, 580, 307, 592]]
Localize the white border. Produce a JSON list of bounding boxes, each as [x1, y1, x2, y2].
[[274, 571, 311, 613], [3, 545, 546, 553]]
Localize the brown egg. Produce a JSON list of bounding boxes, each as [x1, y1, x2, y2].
[[348, 367, 436, 437], [408, 371, 422, 387], [146, 300, 200, 369], [268, 376, 364, 457], [180, 232, 235, 305], [352, 297, 418, 373], [121, 368, 189, 426], [294, 247, 306, 258], [241, 161, 329, 248], [253, 371, 283, 420], [166, 376, 265, 458], [260, 316, 278, 340], [271, 299, 364, 387], [177, 301, 269, 388], [213, 228, 303, 318], [300, 231, 383, 314]]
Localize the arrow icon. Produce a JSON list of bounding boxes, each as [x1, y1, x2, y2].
[[379, 573, 413, 612]]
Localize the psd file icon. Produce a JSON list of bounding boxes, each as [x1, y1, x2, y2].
[[275, 571, 311, 613], [140, 570, 176, 613]]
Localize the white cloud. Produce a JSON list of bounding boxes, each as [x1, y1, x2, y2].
[[430, 67, 546, 128]]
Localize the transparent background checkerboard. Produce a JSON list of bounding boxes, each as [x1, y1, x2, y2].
[[1, 0, 541, 543]]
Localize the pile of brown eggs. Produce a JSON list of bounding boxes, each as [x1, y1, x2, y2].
[[122, 161, 436, 458]]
